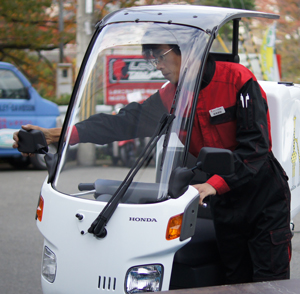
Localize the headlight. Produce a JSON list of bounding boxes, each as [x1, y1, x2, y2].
[[42, 246, 57, 283], [125, 264, 163, 293]]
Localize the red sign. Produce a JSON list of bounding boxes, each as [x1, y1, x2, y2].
[[105, 55, 166, 105]]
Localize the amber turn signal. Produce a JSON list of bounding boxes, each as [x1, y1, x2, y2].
[[36, 195, 44, 222], [166, 213, 183, 240]]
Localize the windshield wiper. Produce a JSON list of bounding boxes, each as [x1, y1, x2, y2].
[[159, 68, 187, 171], [88, 67, 189, 238], [88, 113, 175, 238]]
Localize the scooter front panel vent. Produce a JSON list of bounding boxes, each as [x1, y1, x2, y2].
[[98, 276, 117, 291]]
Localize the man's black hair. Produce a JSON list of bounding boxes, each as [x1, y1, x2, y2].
[[142, 44, 181, 60]]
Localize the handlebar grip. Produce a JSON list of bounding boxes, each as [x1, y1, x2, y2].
[[78, 183, 95, 191], [18, 129, 48, 154]]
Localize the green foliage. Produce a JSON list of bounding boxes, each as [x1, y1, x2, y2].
[[47, 93, 72, 105], [0, 0, 76, 99], [199, 0, 256, 53], [198, 0, 255, 10], [2, 0, 299, 102], [256, 0, 300, 82], [0, 0, 75, 52]]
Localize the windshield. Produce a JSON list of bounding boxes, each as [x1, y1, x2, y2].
[[54, 22, 209, 201]]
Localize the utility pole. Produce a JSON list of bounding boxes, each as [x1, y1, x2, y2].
[[57, 0, 73, 99], [76, 0, 96, 166], [76, 0, 94, 71], [59, 0, 64, 63]]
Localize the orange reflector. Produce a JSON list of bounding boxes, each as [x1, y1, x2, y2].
[[36, 195, 44, 222], [166, 213, 183, 240]]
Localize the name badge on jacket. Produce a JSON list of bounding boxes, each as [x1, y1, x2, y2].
[[209, 106, 225, 117]]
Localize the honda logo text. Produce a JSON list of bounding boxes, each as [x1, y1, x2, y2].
[[129, 217, 157, 222]]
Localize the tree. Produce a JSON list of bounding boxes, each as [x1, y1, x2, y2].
[[93, 0, 197, 24], [199, 0, 299, 82], [0, 0, 76, 98], [255, 0, 300, 82], [0, 0, 75, 53], [1, 0, 200, 101], [199, 0, 255, 10]]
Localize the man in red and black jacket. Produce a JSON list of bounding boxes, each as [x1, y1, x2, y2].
[[188, 55, 291, 284], [13, 45, 291, 284]]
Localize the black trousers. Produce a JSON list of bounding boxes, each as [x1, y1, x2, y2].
[[211, 153, 292, 284]]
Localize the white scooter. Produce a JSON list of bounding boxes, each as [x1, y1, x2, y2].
[[17, 5, 300, 294]]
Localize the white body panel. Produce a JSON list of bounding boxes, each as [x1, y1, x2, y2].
[[38, 82, 300, 294], [38, 180, 198, 294], [260, 81, 300, 219]]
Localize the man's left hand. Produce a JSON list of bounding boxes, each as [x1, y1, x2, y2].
[[192, 183, 216, 206]]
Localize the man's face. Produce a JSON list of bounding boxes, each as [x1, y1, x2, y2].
[[152, 45, 181, 85]]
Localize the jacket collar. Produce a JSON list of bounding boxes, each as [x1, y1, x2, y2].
[[201, 54, 216, 90]]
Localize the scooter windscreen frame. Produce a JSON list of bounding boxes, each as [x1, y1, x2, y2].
[[53, 22, 209, 201]]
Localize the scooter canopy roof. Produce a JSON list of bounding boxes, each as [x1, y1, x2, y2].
[[100, 5, 279, 34]]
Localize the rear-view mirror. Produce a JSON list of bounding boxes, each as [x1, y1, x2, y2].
[[194, 147, 234, 175], [17, 129, 48, 154], [168, 147, 234, 199]]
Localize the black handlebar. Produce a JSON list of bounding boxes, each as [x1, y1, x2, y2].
[[78, 183, 95, 191]]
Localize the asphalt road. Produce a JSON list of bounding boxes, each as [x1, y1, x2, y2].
[[0, 163, 46, 294], [0, 162, 300, 294]]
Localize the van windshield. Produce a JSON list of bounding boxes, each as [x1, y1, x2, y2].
[[54, 22, 209, 202], [0, 69, 28, 99]]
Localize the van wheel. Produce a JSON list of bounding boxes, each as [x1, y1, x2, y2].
[[8, 156, 30, 169], [30, 144, 57, 170]]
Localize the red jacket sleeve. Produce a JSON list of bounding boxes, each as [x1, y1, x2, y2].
[[69, 125, 80, 145]]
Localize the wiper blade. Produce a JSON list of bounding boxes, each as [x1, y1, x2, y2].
[[159, 68, 187, 171], [88, 113, 175, 238], [89, 68, 188, 238]]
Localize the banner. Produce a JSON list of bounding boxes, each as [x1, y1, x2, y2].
[[260, 23, 280, 81], [105, 55, 167, 105]]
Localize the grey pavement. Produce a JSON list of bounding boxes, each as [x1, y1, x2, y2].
[[0, 162, 299, 294], [291, 212, 300, 279], [0, 164, 46, 294]]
